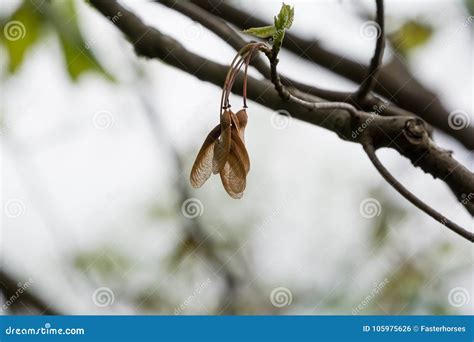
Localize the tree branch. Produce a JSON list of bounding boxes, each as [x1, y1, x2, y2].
[[356, 0, 385, 101], [191, 0, 474, 150], [363, 143, 473, 242], [88, 0, 474, 240]]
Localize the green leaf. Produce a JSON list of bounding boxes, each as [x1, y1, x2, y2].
[[74, 248, 130, 278], [272, 28, 286, 48], [388, 20, 433, 57], [274, 3, 294, 31], [58, 35, 114, 81], [49, 0, 114, 82], [1, 1, 45, 73], [242, 25, 276, 39], [243, 2, 294, 49]]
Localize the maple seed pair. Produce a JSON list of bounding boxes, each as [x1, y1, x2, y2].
[[190, 43, 265, 198], [190, 108, 250, 199]]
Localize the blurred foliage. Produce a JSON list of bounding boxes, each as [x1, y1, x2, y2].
[[147, 203, 177, 221], [1, 1, 43, 73], [388, 20, 433, 57], [51, 1, 113, 81], [368, 190, 406, 248], [377, 263, 428, 313], [0, 0, 113, 81], [132, 290, 170, 313], [166, 234, 202, 271], [464, 0, 474, 16], [74, 247, 131, 279], [375, 243, 455, 314]]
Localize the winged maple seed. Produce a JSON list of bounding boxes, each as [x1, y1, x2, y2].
[[189, 43, 264, 198], [190, 108, 249, 198]]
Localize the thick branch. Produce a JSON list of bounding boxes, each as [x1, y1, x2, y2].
[[88, 1, 474, 230], [191, 0, 474, 149]]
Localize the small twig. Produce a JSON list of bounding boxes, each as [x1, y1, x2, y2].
[[267, 46, 360, 118], [363, 142, 473, 242], [356, 0, 385, 101], [242, 46, 258, 108]]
